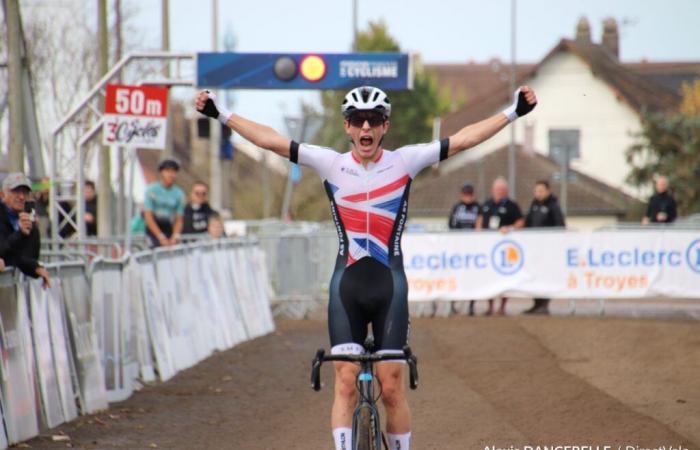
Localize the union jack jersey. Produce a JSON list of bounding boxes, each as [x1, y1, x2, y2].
[[290, 139, 449, 269]]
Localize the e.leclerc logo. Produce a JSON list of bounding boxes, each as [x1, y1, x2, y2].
[[686, 238, 700, 274], [491, 240, 524, 275]]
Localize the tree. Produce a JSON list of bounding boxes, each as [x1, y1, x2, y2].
[[626, 83, 700, 215], [312, 20, 449, 151]]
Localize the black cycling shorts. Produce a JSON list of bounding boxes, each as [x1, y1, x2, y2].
[[328, 257, 409, 354]]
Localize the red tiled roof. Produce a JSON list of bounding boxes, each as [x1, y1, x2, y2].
[[409, 145, 640, 218]]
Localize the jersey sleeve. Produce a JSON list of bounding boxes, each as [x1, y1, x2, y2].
[[288, 141, 339, 180], [395, 138, 450, 178]]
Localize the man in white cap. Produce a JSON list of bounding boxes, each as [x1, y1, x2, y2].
[[0, 172, 50, 287]]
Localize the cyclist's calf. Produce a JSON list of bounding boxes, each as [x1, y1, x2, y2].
[[332, 361, 360, 429], [376, 362, 411, 433]]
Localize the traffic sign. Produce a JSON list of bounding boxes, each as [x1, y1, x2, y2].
[[103, 84, 169, 149], [197, 52, 412, 90]]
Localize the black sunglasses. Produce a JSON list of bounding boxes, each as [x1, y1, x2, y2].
[[347, 111, 386, 128]]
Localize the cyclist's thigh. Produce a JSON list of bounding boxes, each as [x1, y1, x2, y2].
[[373, 267, 409, 352], [328, 263, 369, 353]]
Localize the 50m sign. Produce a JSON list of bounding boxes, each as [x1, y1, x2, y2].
[[103, 84, 168, 149]]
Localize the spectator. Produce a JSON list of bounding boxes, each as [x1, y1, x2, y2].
[[183, 181, 218, 235], [0, 173, 51, 287], [642, 175, 677, 225], [448, 182, 482, 316], [84, 180, 98, 236], [143, 158, 185, 247], [207, 212, 225, 239], [0, 257, 5, 271], [448, 182, 482, 230], [481, 176, 524, 315], [34, 177, 51, 237], [524, 180, 565, 315]]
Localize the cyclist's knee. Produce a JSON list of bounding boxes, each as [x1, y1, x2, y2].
[[377, 365, 405, 408], [334, 363, 359, 401]]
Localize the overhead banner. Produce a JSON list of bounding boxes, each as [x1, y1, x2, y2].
[[102, 84, 168, 149], [197, 52, 412, 90], [403, 230, 700, 301]]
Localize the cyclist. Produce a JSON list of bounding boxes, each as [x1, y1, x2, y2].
[[196, 85, 537, 450]]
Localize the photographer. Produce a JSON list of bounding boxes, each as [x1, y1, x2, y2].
[[0, 173, 50, 287]]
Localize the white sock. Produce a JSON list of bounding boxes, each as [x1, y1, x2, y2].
[[387, 431, 411, 450], [332, 427, 352, 450]]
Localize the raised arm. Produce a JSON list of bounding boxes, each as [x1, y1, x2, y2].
[[195, 90, 291, 157], [447, 86, 537, 158]]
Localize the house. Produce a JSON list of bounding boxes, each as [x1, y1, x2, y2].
[[411, 17, 699, 228]]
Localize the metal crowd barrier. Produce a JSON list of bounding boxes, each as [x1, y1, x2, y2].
[[0, 237, 274, 448]]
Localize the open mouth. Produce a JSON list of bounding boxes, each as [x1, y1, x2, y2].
[[359, 136, 374, 147]]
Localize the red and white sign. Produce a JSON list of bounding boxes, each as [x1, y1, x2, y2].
[[103, 84, 168, 149]]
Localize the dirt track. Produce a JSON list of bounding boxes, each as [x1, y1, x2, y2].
[[27, 316, 700, 450]]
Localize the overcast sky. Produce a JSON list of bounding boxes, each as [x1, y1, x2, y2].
[[111, 0, 700, 134]]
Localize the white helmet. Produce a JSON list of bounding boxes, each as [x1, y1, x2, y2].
[[341, 86, 392, 118]]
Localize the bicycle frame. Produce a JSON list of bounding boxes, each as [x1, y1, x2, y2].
[[310, 345, 418, 450]]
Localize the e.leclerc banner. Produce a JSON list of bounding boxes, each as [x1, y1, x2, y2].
[[403, 230, 700, 301], [103, 84, 168, 149]]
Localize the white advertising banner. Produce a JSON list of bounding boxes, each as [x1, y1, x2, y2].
[[213, 247, 249, 344], [46, 280, 79, 422], [28, 281, 65, 428], [403, 230, 700, 301], [125, 259, 156, 382], [0, 281, 39, 444]]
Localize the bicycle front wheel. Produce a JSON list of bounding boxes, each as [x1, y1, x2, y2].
[[354, 406, 375, 450]]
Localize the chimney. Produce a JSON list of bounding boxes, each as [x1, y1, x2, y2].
[[602, 17, 619, 60], [575, 16, 591, 43]]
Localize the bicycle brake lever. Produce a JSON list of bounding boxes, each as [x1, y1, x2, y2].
[[311, 349, 325, 391]]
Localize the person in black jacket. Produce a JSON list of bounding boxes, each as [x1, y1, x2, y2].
[[524, 180, 565, 314], [0, 173, 50, 287], [182, 181, 218, 235], [642, 175, 677, 225], [482, 177, 524, 316], [448, 182, 481, 315], [84, 180, 98, 236], [448, 182, 482, 230]]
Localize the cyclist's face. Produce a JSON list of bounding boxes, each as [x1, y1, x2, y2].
[[160, 168, 178, 187], [344, 111, 389, 163]]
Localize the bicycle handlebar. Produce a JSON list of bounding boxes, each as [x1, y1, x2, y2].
[[310, 346, 419, 392]]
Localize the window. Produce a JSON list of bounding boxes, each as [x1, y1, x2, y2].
[[548, 129, 580, 165]]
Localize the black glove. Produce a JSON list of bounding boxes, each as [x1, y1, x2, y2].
[[197, 91, 231, 124], [503, 89, 537, 122]]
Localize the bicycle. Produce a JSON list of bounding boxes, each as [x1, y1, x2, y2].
[[310, 338, 419, 450]]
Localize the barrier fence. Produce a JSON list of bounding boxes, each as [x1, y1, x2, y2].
[[260, 228, 700, 312], [0, 238, 274, 448]]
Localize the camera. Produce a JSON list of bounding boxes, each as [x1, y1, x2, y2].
[[24, 200, 36, 221]]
